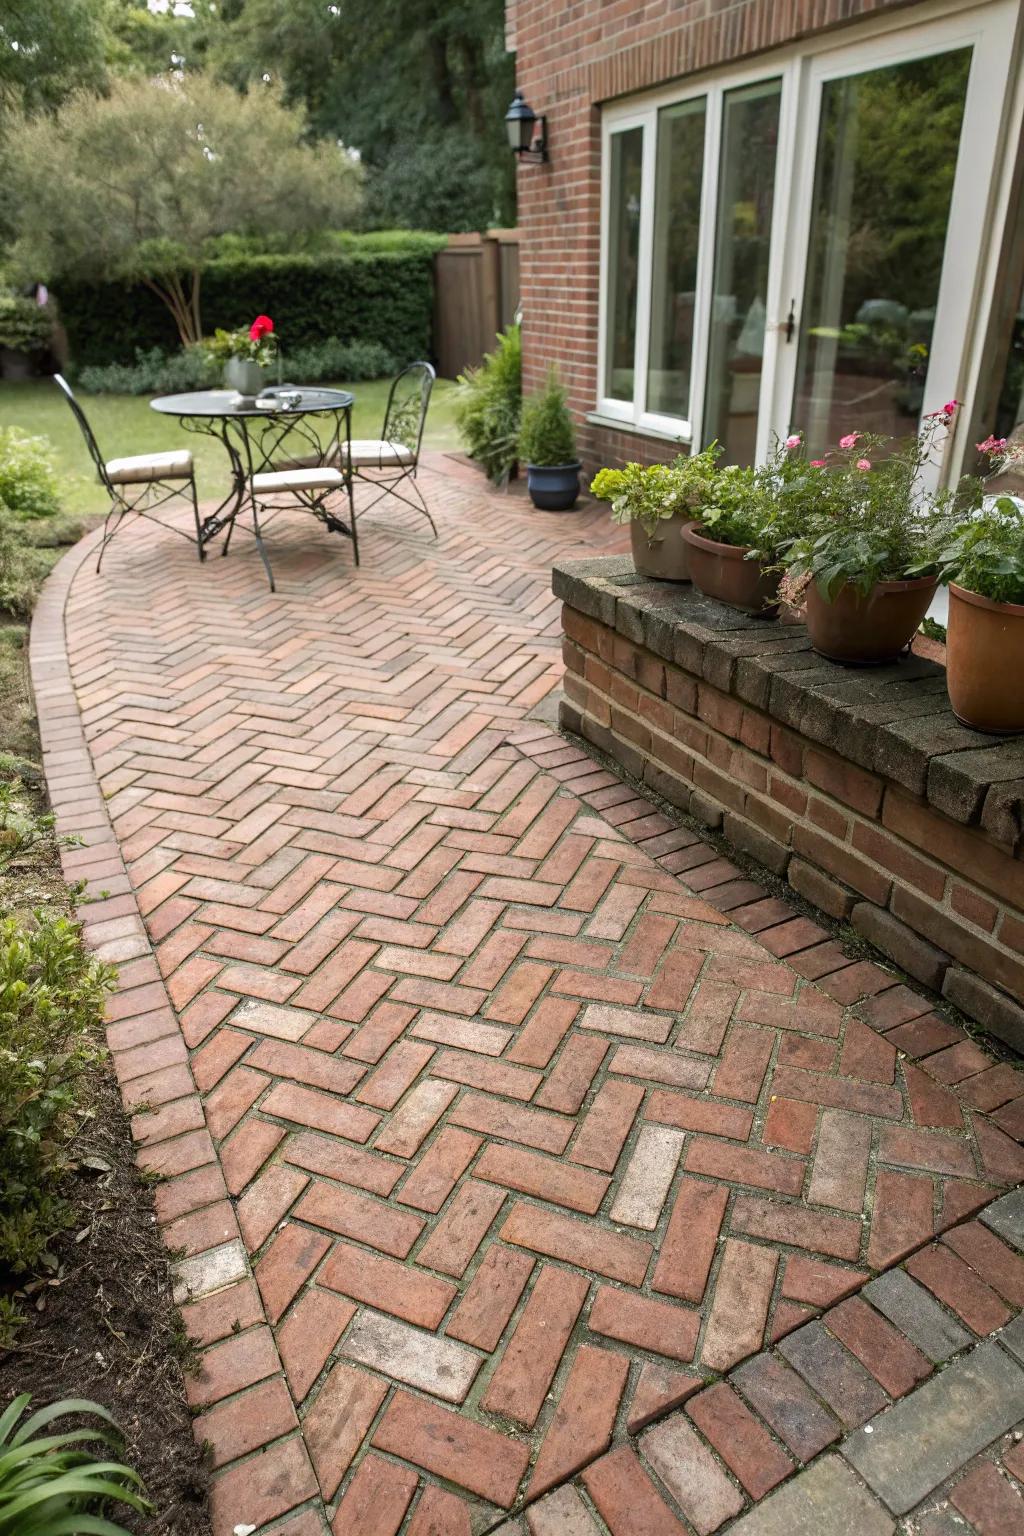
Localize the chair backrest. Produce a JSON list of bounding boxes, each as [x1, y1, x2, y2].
[[53, 374, 110, 489], [382, 362, 435, 465]]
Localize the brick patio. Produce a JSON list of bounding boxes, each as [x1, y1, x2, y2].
[[29, 458, 1024, 1535]]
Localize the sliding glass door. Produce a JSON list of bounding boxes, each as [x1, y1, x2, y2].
[[599, 1, 1021, 476]]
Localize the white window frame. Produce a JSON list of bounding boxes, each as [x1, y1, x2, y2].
[[596, 0, 1023, 476]]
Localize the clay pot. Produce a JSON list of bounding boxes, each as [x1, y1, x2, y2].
[[682, 524, 779, 614], [946, 583, 1024, 733], [630, 513, 695, 581], [803, 574, 937, 665]]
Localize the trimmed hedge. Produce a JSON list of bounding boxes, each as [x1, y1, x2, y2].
[[58, 246, 439, 370]]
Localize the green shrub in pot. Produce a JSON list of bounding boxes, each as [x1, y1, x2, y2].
[[519, 368, 580, 510], [780, 404, 982, 663], [930, 456, 1024, 732], [590, 445, 721, 581]]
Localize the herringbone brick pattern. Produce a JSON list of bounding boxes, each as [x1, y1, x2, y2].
[[43, 461, 1024, 1536]]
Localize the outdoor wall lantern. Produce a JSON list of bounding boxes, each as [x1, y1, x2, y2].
[[505, 90, 548, 163]]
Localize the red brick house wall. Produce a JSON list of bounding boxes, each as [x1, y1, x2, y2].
[[512, 0, 918, 474]]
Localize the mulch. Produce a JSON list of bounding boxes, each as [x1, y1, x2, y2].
[[0, 792, 212, 1535]]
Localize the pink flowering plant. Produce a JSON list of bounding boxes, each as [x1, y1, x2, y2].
[[780, 403, 982, 600], [699, 433, 827, 560]]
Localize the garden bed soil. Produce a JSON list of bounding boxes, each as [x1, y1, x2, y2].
[[0, 625, 211, 1534]]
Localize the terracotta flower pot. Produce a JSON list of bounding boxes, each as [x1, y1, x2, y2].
[[682, 524, 779, 614], [804, 575, 937, 665], [629, 513, 696, 581], [946, 582, 1024, 734]]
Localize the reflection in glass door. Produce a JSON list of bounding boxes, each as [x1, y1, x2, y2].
[[791, 49, 972, 456], [702, 79, 782, 463], [605, 128, 644, 402]]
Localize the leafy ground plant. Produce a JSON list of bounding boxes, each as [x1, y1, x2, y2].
[[454, 322, 522, 486], [0, 428, 60, 522], [0, 1393, 150, 1535], [0, 888, 115, 1279]]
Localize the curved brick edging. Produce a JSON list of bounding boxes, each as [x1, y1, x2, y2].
[[29, 530, 311, 1534]]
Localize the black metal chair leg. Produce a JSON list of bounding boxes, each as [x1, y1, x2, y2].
[[189, 475, 205, 561]]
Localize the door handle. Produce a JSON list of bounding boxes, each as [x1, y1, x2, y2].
[[784, 299, 796, 344]]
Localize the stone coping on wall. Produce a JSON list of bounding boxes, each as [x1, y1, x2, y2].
[[554, 555, 1024, 1053], [554, 556, 1024, 839]]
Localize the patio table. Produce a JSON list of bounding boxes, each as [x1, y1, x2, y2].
[[150, 386, 355, 585]]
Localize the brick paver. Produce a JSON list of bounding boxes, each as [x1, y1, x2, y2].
[[30, 460, 1024, 1535]]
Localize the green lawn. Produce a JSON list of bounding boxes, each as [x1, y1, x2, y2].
[[0, 377, 461, 518]]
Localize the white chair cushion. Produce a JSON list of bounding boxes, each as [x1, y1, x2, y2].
[[105, 449, 193, 484], [342, 439, 415, 468], [252, 467, 346, 494]]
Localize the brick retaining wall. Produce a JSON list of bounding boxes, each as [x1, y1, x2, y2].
[[555, 556, 1024, 1052]]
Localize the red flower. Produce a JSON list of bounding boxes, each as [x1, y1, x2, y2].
[[249, 314, 274, 341]]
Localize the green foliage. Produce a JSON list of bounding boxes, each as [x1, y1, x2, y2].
[[0, 1, 108, 114], [199, 0, 515, 232], [932, 496, 1024, 608], [590, 445, 722, 535], [0, 509, 37, 618], [60, 246, 435, 370], [0, 430, 60, 521], [0, 888, 115, 1277], [699, 466, 763, 549], [363, 132, 510, 235], [5, 74, 363, 346], [78, 347, 217, 398], [454, 323, 522, 486], [519, 371, 577, 467], [0, 299, 52, 357], [78, 338, 399, 396], [0, 1392, 149, 1534], [701, 437, 827, 558], [783, 413, 983, 599]]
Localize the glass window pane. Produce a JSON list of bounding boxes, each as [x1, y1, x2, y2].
[[702, 80, 782, 465], [647, 98, 707, 419], [792, 49, 972, 456], [606, 127, 644, 402]]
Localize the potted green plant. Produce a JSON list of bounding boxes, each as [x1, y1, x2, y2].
[[681, 435, 816, 613], [781, 404, 978, 664], [590, 444, 721, 581], [931, 445, 1024, 732], [518, 368, 581, 510], [205, 314, 277, 401], [0, 296, 52, 380]]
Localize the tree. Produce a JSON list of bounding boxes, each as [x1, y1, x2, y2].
[[0, 0, 108, 114], [5, 74, 363, 346], [197, 0, 515, 232]]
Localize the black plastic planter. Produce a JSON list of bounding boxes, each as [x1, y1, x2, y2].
[[525, 461, 581, 511]]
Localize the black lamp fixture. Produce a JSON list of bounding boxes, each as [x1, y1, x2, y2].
[[505, 89, 548, 163]]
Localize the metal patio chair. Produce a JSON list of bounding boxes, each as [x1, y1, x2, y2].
[[54, 374, 201, 573], [341, 362, 437, 540]]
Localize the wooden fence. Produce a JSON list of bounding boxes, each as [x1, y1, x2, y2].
[[434, 229, 520, 380]]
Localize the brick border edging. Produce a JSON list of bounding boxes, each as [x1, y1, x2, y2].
[[28, 530, 309, 1530]]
